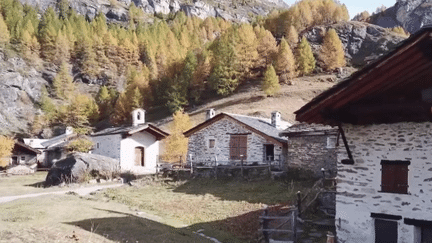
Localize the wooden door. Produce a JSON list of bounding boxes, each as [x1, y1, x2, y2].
[[135, 147, 145, 166]]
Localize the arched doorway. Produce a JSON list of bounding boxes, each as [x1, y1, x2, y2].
[[135, 147, 145, 166]]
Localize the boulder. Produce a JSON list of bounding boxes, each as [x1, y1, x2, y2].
[[6, 165, 35, 175], [45, 153, 120, 187]]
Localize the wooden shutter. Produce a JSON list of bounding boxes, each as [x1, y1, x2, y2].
[[381, 161, 409, 194], [230, 135, 247, 160]]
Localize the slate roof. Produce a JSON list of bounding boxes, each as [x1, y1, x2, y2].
[[184, 112, 291, 144], [91, 123, 169, 140], [279, 123, 338, 137], [227, 113, 290, 142]]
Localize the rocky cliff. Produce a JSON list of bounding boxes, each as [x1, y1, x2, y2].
[[369, 0, 432, 33], [19, 0, 288, 23], [302, 21, 407, 67], [0, 51, 48, 136]]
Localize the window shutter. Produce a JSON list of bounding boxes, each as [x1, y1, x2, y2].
[[230, 135, 247, 160], [381, 161, 409, 194], [394, 165, 408, 194]]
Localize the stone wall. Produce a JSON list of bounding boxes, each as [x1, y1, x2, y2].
[[287, 135, 337, 178], [336, 122, 432, 243], [187, 117, 285, 166]]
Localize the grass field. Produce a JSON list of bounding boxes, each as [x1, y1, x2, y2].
[[0, 172, 316, 242], [95, 176, 316, 241]]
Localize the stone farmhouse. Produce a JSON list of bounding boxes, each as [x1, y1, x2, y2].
[[184, 109, 290, 167], [24, 127, 77, 167], [295, 28, 432, 242], [279, 123, 338, 178], [91, 109, 169, 174], [8, 141, 41, 167]]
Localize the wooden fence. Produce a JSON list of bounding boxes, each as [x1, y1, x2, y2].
[[259, 207, 298, 243]]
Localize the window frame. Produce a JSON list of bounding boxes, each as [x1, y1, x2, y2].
[[208, 138, 215, 148]]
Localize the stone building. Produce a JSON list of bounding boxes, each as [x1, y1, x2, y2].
[[24, 127, 77, 167], [295, 27, 432, 242], [279, 123, 338, 178], [184, 109, 290, 167], [8, 141, 41, 167], [91, 109, 169, 174]]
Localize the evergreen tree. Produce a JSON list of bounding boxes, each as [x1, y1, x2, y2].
[[275, 37, 296, 80], [162, 109, 192, 162], [320, 28, 345, 71], [262, 65, 280, 96], [296, 37, 316, 75]]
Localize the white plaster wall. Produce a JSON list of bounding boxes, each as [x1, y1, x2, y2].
[[91, 134, 122, 160], [336, 122, 432, 243], [120, 132, 159, 173], [187, 117, 284, 164]]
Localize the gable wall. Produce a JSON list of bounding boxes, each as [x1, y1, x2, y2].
[[336, 122, 432, 243], [91, 134, 122, 161], [187, 117, 284, 164], [288, 134, 337, 177], [120, 131, 158, 173]]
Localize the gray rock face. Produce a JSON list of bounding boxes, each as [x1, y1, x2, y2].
[[302, 22, 407, 67], [370, 0, 432, 33], [18, 0, 288, 23], [0, 51, 48, 135], [45, 152, 120, 187]]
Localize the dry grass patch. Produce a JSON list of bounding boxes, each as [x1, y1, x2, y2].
[[0, 194, 211, 243], [97, 177, 316, 241]]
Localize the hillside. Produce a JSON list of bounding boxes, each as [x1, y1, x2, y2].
[[157, 71, 355, 130], [0, 0, 410, 137]]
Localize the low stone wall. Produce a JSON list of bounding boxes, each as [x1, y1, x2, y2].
[[193, 166, 271, 179], [287, 135, 337, 178]]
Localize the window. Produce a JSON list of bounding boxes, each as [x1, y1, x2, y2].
[[326, 136, 337, 149], [209, 139, 215, 148], [375, 219, 398, 243], [381, 160, 410, 194], [97, 143, 100, 149], [229, 135, 247, 160], [20, 156, 26, 162]]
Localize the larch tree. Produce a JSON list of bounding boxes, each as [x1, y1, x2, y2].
[[320, 28, 345, 71], [0, 136, 14, 167], [285, 25, 298, 49], [162, 109, 192, 162], [0, 13, 10, 46], [255, 26, 277, 67], [296, 36, 316, 75], [53, 62, 75, 100], [262, 65, 280, 96], [275, 37, 296, 81]]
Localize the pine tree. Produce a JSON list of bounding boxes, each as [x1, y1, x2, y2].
[[275, 37, 296, 80], [0, 135, 14, 167], [262, 65, 280, 96], [162, 109, 192, 162], [320, 28, 345, 71], [0, 13, 10, 46], [296, 37, 316, 75]]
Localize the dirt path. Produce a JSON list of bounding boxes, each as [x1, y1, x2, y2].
[[0, 183, 124, 204]]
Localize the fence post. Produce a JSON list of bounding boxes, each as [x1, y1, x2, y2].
[[262, 208, 269, 243], [267, 156, 271, 175], [293, 209, 298, 242], [240, 155, 244, 178], [180, 155, 183, 167], [297, 191, 302, 217]]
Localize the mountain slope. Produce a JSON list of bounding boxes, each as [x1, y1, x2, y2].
[[18, 0, 288, 23]]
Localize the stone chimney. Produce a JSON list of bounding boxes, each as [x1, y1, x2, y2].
[[206, 108, 216, 120], [271, 111, 281, 128], [65, 126, 74, 135], [132, 108, 146, 126]]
